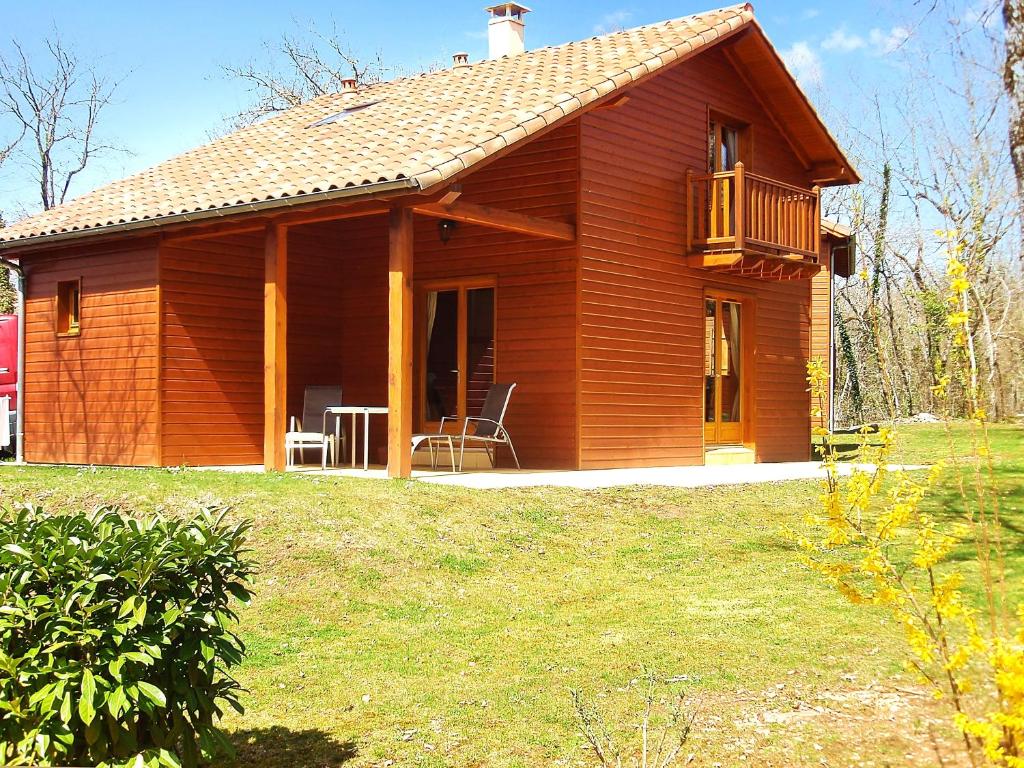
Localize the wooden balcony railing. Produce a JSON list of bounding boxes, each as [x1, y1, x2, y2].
[[686, 163, 821, 261]]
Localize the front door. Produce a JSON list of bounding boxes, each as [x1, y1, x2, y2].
[[704, 295, 744, 445], [418, 279, 496, 432]]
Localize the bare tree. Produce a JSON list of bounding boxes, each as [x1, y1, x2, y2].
[[0, 35, 120, 211], [221, 20, 389, 129], [220, 18, 443, 131], [822, 0, 1024, 424]]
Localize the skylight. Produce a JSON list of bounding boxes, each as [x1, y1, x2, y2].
[[308, 100, 381, 128]]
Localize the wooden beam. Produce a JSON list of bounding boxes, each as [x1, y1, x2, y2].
[[263, 223, 288, 472], [412, 200, 575, 242], [274, 200, 390, 228], [387, 207, 414, 479], [597, 94, 631, 110], [163, 219, 269, 244], [810, 163, 847, 185], [438, 184, 463, 206]]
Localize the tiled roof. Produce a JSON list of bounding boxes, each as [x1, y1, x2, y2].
[[0, 4, 754, 245]]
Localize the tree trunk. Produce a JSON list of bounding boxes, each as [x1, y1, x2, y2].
[[1006, 0, 1024, 261]]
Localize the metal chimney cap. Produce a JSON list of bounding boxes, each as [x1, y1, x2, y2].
[[485, 3, 531, 19]]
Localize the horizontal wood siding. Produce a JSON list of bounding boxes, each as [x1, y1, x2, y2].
[[22, 242, 160, 465], [160, 234, 263, 466], [579, 44, 814, 468], [414, 122, 579, 469]]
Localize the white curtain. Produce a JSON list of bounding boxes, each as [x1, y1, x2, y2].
[[723, 127, 739, 170], [727, 302, 741, 421], [425, 291, 438, 350]]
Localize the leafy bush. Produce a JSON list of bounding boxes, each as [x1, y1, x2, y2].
[[0, 504, 255, 767]]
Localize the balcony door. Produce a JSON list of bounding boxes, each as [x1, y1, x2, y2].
[[709, 120, 741, 173], [418, 278, 496, 432], [704, 294, 747, 445]]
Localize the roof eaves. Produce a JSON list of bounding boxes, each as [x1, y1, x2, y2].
[[0, 177, 419, 250], [821, 218, 852, 238], [745, 18, 861, 185]]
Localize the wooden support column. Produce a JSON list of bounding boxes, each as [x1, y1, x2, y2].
[[387, 207, 414, 478], [263, 222, 288, 471], [733, 162, 746, 251]]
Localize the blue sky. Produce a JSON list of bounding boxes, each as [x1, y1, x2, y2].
[[0, 0, 921, 219]]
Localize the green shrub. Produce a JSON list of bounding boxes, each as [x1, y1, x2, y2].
[[0, 504, 255, 767]]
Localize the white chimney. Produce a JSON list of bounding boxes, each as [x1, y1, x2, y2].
[[486, 3, 530, 59]]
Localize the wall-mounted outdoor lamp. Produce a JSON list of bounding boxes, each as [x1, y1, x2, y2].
[[438, 219, 458, 244]]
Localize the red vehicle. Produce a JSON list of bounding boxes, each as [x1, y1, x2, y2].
[[0, 314, 16, 454]]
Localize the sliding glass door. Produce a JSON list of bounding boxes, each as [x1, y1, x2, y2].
[[420, 279, 496, 431]]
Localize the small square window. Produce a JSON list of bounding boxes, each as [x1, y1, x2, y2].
[[56, 279, 81, 336]]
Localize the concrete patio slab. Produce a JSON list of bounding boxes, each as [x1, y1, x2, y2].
[[280, 461, 927, 490], [2, 460, 927, 491]]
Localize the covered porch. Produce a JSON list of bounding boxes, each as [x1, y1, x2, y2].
[[159, 165, 579, 477]]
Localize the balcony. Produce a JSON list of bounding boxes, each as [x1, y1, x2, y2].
[[685, 163, 822, 280]]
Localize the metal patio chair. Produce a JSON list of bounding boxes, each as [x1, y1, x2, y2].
[[411, 420, 458, 472], [285, 385, 346, 470], [458, 382, 520, 471]]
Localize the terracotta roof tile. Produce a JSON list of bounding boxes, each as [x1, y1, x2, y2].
[[0, 3, 754, 245]]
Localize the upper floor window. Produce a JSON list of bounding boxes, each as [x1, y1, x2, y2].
[[708, 116, 748, 172], [56, 279, 81, 336]]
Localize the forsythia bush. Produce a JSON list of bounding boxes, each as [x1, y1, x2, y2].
[[0, 504, 255, 767], [794, 235, 1022, 767]]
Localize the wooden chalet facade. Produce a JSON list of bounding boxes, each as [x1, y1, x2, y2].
[[0, 4, 857, 477]]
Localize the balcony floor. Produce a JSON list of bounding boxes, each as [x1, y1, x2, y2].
[[685, 249, 821, 279]]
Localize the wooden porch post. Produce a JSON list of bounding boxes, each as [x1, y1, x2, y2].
[[387, 207, 414, 478], [733, 161, 745, 251], [263, 222, 288, 471]]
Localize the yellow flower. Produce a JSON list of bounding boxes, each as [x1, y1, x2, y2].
[[933, 572, 965, 619], [950, 276, 971, 295], [904, 621, 936, 665], [946, 310, 970, 327], [946, 256, 967, 278]]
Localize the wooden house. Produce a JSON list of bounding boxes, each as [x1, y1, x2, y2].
[[0, 3, 858, 476]]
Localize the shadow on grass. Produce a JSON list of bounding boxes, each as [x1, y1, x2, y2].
[[223, 726, 357, 767]]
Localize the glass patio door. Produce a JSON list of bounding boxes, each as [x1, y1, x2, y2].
[[420, 280, 495, 432], [704, 296, 744, 445]]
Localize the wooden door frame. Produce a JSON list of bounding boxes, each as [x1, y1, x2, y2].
[[414, 275, 498, 432], [702, 287, 756, 455], [707, 107, 754, 171]]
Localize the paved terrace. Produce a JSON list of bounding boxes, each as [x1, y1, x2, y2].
[[269, 461, 927, 490], [3, 461, 927, 489]]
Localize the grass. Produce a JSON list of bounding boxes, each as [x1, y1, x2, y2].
[[0, 422, 1021, 767]]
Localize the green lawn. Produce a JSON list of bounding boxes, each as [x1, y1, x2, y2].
[[1, 422, 1021, 767]]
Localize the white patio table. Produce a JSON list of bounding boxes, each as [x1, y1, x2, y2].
[[322, 406, 388, 471]]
